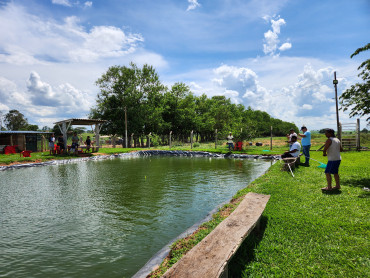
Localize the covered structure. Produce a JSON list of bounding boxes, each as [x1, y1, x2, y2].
[[0, 131, 53, 153], [53, 118, 107, 151]]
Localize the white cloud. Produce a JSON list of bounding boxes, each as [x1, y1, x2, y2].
[[279, 42, 292, 51], [185, 61, 359, 130], [0, 3, 144, 65], [302, 104, 313, 110], [52, 0, 72, 7], [263, 16, 291, 56], [0, 76, 29, 107], [187, 0, 201, 11], [84, 1, 93, 8], [26, 71, 93, 112]]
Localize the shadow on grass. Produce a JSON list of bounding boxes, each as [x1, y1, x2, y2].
[[342, 177, 370, 189], [321, 189, 342, 195], [227, 215, 268, 278]]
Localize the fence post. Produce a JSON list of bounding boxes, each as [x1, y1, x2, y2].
[[130, 133, 134, 148], [215, 129, 217, 149], [169, 131, 172, 149], [112, 135, 116, 148], [148, 132, 151, 148], [190, 130, 193, 149], [356, 119, 360, 151], [270, 126, 273, 150]]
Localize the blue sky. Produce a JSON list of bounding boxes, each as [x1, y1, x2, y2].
[[0, 0, 369, 131]]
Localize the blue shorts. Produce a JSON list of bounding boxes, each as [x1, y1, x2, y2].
[[325, 160, 341, 174]]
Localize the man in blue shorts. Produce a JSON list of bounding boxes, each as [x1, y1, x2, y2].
[[322, 128, 343, 191]]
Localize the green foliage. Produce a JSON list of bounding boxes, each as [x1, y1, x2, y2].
[[92, 63, 298, 141], [4, 109, 29, 130], [340, 43, 370, 122], [92, 62, 166, 137]]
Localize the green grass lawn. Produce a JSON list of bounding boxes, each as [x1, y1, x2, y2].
[[228, 151, 369, 277], [149, 150, 370, 277]]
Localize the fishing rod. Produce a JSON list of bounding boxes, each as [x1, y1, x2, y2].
[[303, 155, 326, 167]]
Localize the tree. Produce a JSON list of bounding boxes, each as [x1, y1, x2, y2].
[[4, 110, 29, 130], [92, 63, 166, 140], [26, 124, 39, 131], [340, 43, 370, 122]]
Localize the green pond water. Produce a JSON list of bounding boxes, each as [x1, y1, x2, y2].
[[0, 156, 271, 277]]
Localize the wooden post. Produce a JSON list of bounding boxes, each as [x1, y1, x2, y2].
[[169, 131, 172, 149], [124, 106, 128, 148], [148, 132, 151, 148], [190, 130, 193, 149], [356, 118, 360, 151], [270, 126, 273, 150], [112, 135, 116, 148], [333, 72, 341, 142], [130, 133, 134, 148], [41, 135, 45, 152], [215, 129, 217, 149]]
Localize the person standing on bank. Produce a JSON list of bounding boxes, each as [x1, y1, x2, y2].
[[48, 133, 55, 155], [322, 128, 343, 191], [227, 132, 234, 151], [298, 126, 311, 166]]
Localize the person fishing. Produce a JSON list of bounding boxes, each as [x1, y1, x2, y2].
[[227, 132, 234, 151], [281, 135, 301, 159], [298, 126, 311, 166], [321, 128, 343, 191]]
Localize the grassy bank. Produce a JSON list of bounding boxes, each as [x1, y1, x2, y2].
[[149, 151, 370, 277]]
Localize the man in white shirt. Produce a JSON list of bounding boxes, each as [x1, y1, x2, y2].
[[281, 135, 301, 158], [227, 132, 234, 151]]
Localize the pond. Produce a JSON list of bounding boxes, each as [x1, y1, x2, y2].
[[0, 155, 272, 278]]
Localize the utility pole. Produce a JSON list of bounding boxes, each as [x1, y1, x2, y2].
[[333, 72, 341, 141], [124, 106, 128, 148]]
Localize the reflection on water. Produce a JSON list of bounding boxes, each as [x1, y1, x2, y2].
[[0, 156, 271, 277]]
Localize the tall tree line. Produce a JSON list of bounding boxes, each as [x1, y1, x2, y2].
[[91, 63, 298, 143]]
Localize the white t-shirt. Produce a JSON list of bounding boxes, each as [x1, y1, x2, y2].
[[227, 135, 233, 143], [327, 137, 341, 161], [290, 141, 301, 157]]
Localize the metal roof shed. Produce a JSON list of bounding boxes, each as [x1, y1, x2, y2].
[[53, 118, 107, 151], [0, 131, 53, 152]]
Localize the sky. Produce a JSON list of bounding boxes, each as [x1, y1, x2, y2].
[[0, 0, 369, 131]]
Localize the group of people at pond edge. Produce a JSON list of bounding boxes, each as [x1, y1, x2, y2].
[[48, 133, 92, 155], [282, 126, 343, 192]]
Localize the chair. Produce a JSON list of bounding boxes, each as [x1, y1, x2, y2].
[[234, 141, 243, 151], [20, 150, 32, 157]]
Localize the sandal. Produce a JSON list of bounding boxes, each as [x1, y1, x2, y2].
[[321, 187, 333, 191]]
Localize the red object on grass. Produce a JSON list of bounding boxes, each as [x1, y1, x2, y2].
[[4, 145, 17, 154], [20, 150, 32, 157], [234, 141, 243, 151]]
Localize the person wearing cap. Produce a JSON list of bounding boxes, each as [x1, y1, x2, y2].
[[286, 129, 297, 147], [322, 128, 343, 191], [227, 132, 234, 151], [298, 126, 311, 166]]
